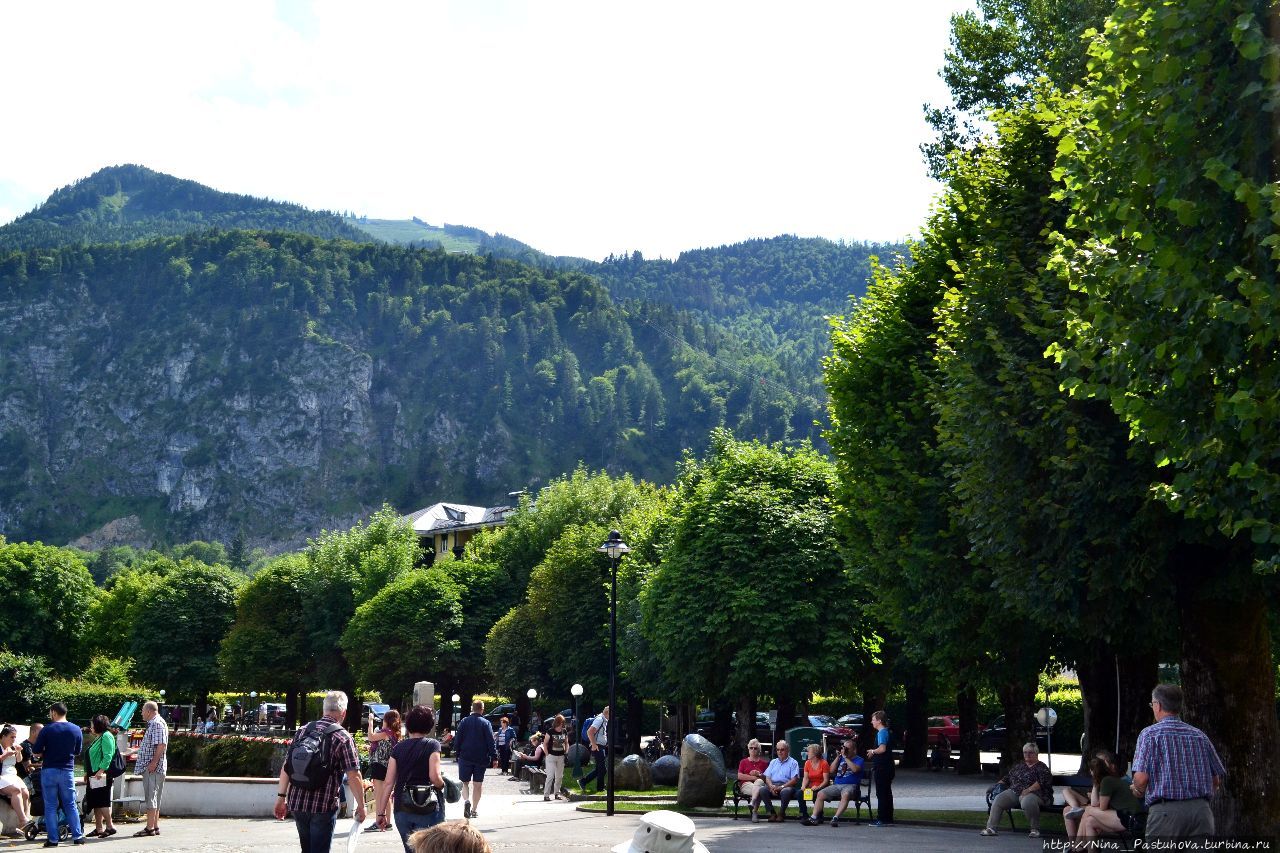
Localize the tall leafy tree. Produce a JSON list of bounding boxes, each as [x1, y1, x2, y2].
[[130, 561, 242, 714], [340, 568, 462, 703], [1048, 0, 1280, 829], [641, 431, 868, 738], [86, 557, 173, 660], [0, 542, 99, 674]]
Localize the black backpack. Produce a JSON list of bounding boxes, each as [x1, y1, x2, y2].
[[286, 720, 339, 790]]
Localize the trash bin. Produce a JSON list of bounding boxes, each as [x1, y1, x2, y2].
[[785, 727, 823, 762]]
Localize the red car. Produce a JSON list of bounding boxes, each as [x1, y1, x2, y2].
[[926, 715, 983, 746]]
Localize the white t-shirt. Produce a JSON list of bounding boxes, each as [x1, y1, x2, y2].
[[590, 715, 608, 747]]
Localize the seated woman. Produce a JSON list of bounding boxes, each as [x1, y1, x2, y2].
[[804, 737, 863, 827], [796, 743, 829, 823], [509, 733, 546, 779], [1066, 750, 1142, 849], [0, 726, 31, 828]]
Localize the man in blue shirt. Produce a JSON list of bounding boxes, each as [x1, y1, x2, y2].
[[452, 700, 497, 820], [32, 702, 84, 846]]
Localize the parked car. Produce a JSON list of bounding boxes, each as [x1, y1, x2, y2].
[[484, 703, 519, 728], [774, 714, 854, 739], [693, 710, 771, 747], [836, 713, 864, 728], [977, 714, 1051, 751], [254, 703, 286, 726], [923, 714, 985, 746]]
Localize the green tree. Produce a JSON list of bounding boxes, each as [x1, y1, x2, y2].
[[219, 554, 313, 725], [435, 558, 510, 718], [82, 654, 134, 687], [130, 562, 242, 713], [485, 605, 551, 701], [170, 540, 228, 567], [0, 542, 99, 673], [306, 505, 417, 605], [641, 431, 868, 736], [341, 568, 462, 703], [1047, 0, 1280, 829], [85, 558, 172, 660], [0, 650, 51, 721], [227, 531, 249, 573]]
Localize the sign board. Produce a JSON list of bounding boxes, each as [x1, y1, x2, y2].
[[1035, 707, 1058, 729]]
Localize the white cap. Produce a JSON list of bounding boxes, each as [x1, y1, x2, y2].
[[611, 810, 709, 853]]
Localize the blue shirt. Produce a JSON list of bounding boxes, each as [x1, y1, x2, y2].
[[1132, 717, 1225, 804], [33, 720, 82, 771], [832, 754, 864, 785], [454, 713, 497, 765]]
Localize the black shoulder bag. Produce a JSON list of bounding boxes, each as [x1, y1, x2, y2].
[[397, 738, 441, 815]]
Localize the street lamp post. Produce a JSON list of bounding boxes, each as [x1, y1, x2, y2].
[[451, 694, 460, 731], [596, 530, 629, 817], [527, 689, 538, 739], [249, 691, 257, 730], [571, 683, 583, 781]]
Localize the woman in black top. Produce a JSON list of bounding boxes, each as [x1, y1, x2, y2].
[[376, 705, 444, 851]]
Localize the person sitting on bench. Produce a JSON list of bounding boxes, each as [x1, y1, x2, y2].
[[981, 742, 1054, 839], [751, 741, 800, 822], [805, 737, 864, 826], [509, 734, 546, 778]]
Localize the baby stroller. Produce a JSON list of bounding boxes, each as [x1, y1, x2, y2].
[[22, 772, 86, 843]]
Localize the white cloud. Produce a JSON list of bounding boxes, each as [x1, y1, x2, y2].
[[0, 0, 969, 258]]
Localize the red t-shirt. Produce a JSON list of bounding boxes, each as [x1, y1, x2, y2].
[[738, 757, 768, 779], [805, 758, 830, 788]]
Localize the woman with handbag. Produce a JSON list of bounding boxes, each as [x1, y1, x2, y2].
[[83, 715, 118, 838], [376, 705, 445, 851], [366, 708, 402, 831]]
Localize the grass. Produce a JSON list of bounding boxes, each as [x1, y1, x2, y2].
[[344, 218, 481, 251]]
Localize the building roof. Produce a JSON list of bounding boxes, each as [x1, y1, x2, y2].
[[403, 502, 515, 535]]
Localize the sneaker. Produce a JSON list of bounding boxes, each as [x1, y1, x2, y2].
[[979, 827, 998, 837], [750, 807, 759, 823], [868, 820, 890, 827], [463, 800, 471, 819], [831, 818, 840, 827], [554, 794, 562, 800], [544, 795, 551, 801], [801, 818, 816, 826], [1065, 806, 1085, 821], [1029, 830, 1041, 838], [470, 811, 479, 820]]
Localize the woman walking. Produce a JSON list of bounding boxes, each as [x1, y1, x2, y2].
[[367, 709, 402, 830], [494, 717, 516, 774], [83, 715, 117, 838], [543, 715, 569, 801], [376, 705, 445, 852]]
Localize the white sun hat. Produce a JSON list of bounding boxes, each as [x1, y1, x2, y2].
[[611, 810, 709, 853]]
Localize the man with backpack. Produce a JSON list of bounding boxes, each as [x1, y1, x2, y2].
[[578, 706, 610, 794], [453, 700, 497, 820], [273, 691, 365, 853]]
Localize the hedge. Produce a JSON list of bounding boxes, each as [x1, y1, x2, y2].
[[167, 732, 291, 777], [42, 679, 158, 725]]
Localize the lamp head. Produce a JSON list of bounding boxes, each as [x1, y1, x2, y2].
[[597, 529, 630, 560], [571, 684, 584, 697]]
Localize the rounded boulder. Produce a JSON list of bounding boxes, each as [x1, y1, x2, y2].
[[676, 733, 726, 807], [651, 754, 681, 786], [613, 753, 653, 790]]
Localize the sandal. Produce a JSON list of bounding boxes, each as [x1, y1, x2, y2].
[[979, 827, 998, 837], [103, 829, 117, 837], [133, 827, 158, 837]]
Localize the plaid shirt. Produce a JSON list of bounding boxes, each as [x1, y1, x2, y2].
[[135, 715, 169, 775], [285, 716, 359, 814], [1132, 717, 1225, 804]]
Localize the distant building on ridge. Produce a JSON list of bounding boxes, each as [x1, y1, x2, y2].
[[402, 501, 516, 563]]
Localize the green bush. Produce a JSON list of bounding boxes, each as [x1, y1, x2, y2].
[[43, 679, 158, 724], [203, 737, 277, 777], [165, 735, 206, 773], [0, 649, 51, 722], [82, 655, 135, 688]]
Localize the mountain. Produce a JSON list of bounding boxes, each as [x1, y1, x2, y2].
[[0, 165, 370, 250], [0, 168, 889, 549]]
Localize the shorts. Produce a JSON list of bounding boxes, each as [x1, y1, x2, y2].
[[820, 782, 860, 800], [142, 771, 165, 810], [369, 763, 388, 782], [456, 760, 487, 784]]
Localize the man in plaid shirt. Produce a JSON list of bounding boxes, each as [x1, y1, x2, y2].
[[1131, 683, 1226, 839], [273, 691, 365, 853], [124, 700, 168, 838]]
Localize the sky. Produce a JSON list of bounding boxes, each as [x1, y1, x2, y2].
[[0, 0, 973, 261]]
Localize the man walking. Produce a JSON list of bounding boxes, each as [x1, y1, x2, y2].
[[578, 706, 610, 794], [125, 700, 168, 839], [453, 700, 497, 819], [1131, 683, 1225, 839], [32, 703, 84, 847], [273, 691, 364, 853]]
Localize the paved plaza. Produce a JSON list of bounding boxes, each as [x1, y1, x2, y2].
[[1, 759, 1076, 852]]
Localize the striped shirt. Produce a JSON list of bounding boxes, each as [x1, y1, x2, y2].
[[135, 715, 169, 775], [1131, 717, 1225, 804], [285, 716, 359, 814]]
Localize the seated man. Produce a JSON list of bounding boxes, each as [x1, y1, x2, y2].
[[981, 742, 1054, 839], [806, 737, 864, 826], [750, 741, 800, 823]]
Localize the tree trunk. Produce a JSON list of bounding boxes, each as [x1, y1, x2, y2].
[[342, 680, 358, 731], [998, 675, 1038, 775], [284, 689, 298, 730], [901, 667, 928, 769], [956, 684, 981, 775], [626, 688, 644, 755], [1173, 542, 1280, 834], [773, 696, 797, 746], [735, 693, 758, 753], [711, 698, 733, 751], [1077, 647, 1157, 772], [196, 689, 209, 731], [861, 684, 889, 750]]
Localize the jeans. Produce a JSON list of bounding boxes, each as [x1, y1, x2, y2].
[[40, 767, 83, 842], [293, 809, 338, 853], [394, 807, 443, 852], [579, 747, 607, 791]]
